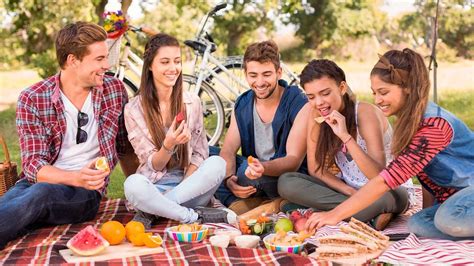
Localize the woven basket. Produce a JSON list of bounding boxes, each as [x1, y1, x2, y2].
[[0, 135, 19, 196], [106, 35, 123, 69]]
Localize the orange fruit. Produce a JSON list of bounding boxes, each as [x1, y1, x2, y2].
[[100, 221, 126, 245], [129, 232, 151, 246], [143, 234, 163, 248], [95, 157, 109, 171], [125, 221, 145, 241], [247, 156, 254, 164]]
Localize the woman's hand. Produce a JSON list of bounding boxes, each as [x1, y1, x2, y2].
[[163, 118, 191, 149], [245, 157, 264, 180], [305, 211, 342, 231], [326, 110, 350, 141]]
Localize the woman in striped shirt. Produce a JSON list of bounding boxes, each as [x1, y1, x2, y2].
[[305, 48, 474, 240]]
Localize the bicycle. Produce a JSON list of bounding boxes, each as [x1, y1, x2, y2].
[[106, 3, 300, 146], [182, 3, 300, 145]]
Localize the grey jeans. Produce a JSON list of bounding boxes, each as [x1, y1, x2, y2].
[[278, 172, 409, 222]]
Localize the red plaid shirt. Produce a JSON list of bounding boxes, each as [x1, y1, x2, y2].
[[16, 73, 129, 194]]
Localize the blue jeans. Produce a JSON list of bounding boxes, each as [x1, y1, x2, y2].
[[408, 186, 474, 240], [0, 179, 101, 249], [210, 146, 279, 207], [124, 156, 226, 223]]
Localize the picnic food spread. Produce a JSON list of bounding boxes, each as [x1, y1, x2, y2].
[[238, 215, 273, 235], [315, 217, 389, 260], [67, 225, 109, 256]]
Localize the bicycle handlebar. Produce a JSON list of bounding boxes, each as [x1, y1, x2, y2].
[[140, 26, 158, 36], [209, 3, 227, 16]]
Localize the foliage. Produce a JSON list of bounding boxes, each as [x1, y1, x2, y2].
[[212, 0, 277, 55], [398, 0, 473, 58], [2, 0, 102, 78]]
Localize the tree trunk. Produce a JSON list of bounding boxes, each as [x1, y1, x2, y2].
[[227, 30, 243, 56], [94, 0, 108, 25], [121, 0, 133, 15]]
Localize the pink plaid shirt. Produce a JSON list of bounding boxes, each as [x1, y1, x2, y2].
[[16, 73, 130, 194], [124, 91, 209, 183]]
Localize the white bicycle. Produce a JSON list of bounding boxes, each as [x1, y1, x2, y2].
[[106, 3, 300, 146]]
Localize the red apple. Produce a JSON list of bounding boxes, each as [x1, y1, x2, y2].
[[294, 217, 308, 233], [289, 210, 303, 223]]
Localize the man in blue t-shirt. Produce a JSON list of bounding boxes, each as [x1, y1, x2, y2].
[[211, 40, 310, 215]]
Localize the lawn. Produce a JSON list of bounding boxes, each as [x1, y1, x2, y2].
[[1, 90, 473, 199]]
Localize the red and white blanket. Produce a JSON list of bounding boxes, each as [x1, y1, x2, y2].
[[1, 187, 473, 264]]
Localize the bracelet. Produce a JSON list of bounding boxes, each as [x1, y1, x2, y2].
[[341, 135, 352, 153], [162, 143, 176, 155]]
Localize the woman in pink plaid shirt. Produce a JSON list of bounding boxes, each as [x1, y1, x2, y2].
[[123, 33, 236, 228]]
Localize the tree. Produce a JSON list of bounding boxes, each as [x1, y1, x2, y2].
[[212, 0, 277, 55], [3, 0, 110, 77], [399, 0, 473, 58]]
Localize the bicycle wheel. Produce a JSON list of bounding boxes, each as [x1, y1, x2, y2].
[[105, 71, 139, 98], [207, 59, 247, 99], [183, 74, 225, 146]]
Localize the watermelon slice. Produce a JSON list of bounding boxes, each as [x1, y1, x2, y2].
[[67, 225, 109, 256], [175, 111, 186, 124]]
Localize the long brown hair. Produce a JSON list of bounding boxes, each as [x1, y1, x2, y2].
[[370, 48, 430, 156], [139, 33, 188, 169], [300, 59, 357, 172]]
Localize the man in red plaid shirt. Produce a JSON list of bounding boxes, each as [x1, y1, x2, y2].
[[0, 22, 137, 249]]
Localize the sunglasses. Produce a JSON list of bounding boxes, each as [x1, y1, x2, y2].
[[76, 111, 89, 144]]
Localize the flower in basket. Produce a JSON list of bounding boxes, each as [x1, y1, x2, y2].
[[102, 10, 128, 39]]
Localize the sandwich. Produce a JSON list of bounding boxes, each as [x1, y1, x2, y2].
[[315, 217, 389, 260]]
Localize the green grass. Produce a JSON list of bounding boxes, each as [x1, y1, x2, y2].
[[1, 90, 473, 198]]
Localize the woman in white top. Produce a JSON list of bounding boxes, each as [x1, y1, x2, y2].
[[278, 59, 412, 230]]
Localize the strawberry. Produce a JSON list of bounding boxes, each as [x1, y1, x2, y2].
[[175, 111, 186, 124]]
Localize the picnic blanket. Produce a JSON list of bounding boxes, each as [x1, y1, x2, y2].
[[0, 199, 317, 265], [1, 187, 473, 265]]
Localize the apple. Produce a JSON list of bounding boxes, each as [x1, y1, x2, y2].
[[294, 217, 308, 233], [289, 210, 303, 223]]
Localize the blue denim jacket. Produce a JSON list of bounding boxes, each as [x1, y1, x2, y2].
[[234, 80, 308, 174], [423, 101, 474, 188]]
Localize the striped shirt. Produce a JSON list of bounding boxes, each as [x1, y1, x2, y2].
[[16, 73, 130, 194], [380, 117, 457, 202]]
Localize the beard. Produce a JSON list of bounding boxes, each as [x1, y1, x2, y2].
[[254, 80, 278, 100]]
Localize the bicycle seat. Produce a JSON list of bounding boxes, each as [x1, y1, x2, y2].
[[184, 40, 217, 54]]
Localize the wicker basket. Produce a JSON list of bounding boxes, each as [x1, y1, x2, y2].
[[106, 36, 123, 69], [0, 135, 18, 196]]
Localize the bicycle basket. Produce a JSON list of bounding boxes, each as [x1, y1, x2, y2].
[[106, 36, 122, 68]]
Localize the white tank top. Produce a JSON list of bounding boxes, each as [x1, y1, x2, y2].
[[335, 102, 414, 199]]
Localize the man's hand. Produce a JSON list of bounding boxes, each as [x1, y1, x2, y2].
[[305, 211, 341, 232], [227, 175, 257, 198], [74, 158, 110, 190], [245, 157, 264, 180]]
